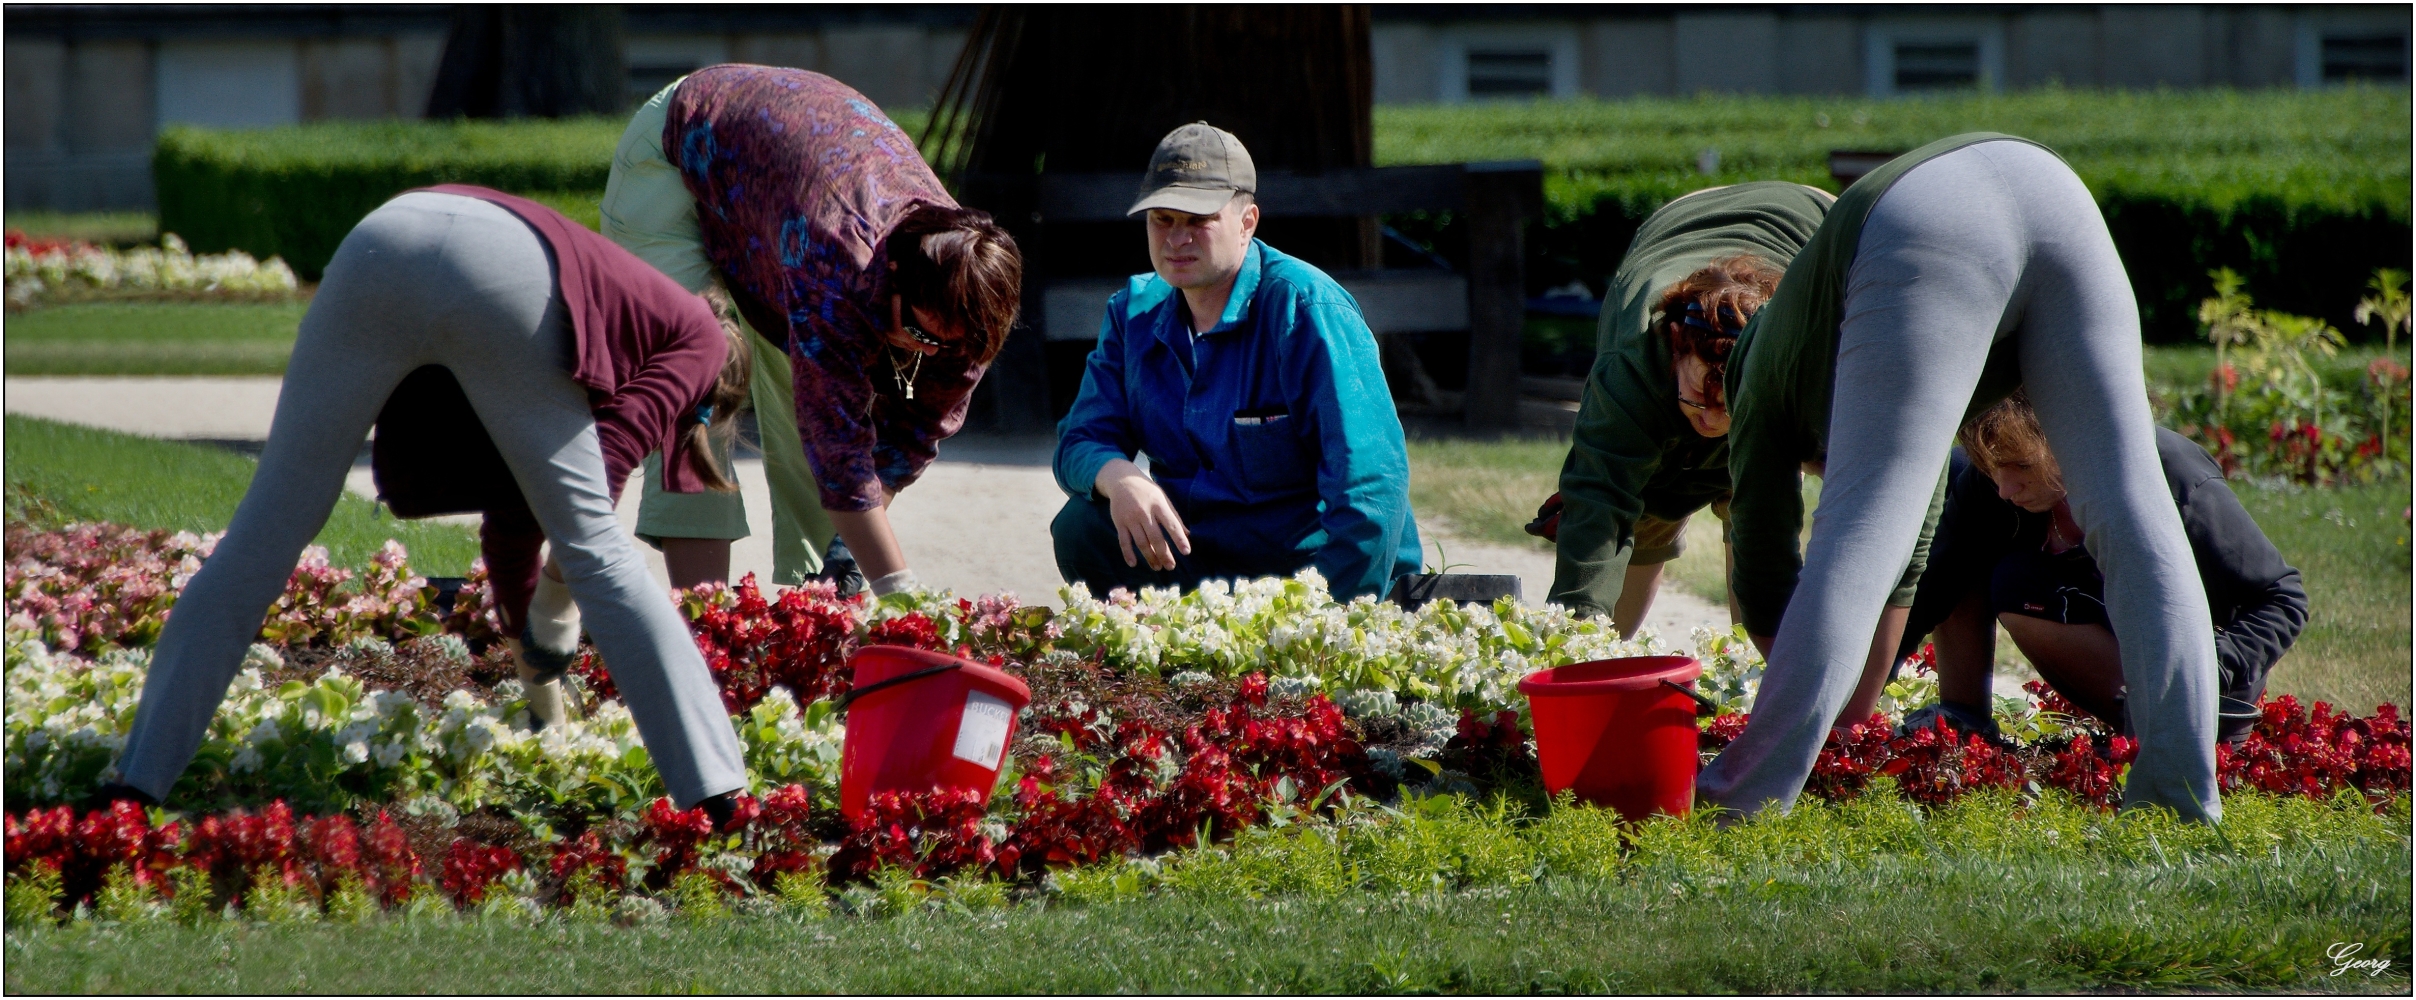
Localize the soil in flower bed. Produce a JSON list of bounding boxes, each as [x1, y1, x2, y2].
[[259, 641, 517, 711]]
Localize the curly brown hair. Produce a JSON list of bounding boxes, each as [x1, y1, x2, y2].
[[888, 205, 1023, 367], [1658, 254, 1785, 403]]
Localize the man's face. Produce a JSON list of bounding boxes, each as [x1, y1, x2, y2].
[[1146, 197, 1259, 294]]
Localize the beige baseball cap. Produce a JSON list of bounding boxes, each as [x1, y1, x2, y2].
[[1126, 122, 1257, 217]]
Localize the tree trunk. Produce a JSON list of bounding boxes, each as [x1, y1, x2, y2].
[[426, 5, 628, 118]]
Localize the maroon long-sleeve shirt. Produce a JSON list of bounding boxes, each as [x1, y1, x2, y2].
[[371, 185, 727, 635]]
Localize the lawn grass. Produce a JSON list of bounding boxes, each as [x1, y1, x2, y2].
[[7, 843, 2404, 993], [2142, 344, 2409, 395], [2246, 482, 2414, 712], [1404, 435, 1567, 550], [1405, 438, 2412, 712], [1, 210, 158, 246], [3, 414, 478, 575], [3, 301, 310, 376]]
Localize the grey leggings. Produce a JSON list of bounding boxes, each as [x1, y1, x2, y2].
[[115, 192, 748, 807], [1697, 141, 2220, 821]]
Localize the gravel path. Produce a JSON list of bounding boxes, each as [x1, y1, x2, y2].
[[7, 375, 1733, 647]]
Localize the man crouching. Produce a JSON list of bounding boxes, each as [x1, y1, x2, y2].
[[1051, 122, 1422, 600]]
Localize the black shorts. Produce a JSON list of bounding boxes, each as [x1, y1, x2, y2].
[[1988, 544, 2261, 744], [1989, 544, 2106, 627]]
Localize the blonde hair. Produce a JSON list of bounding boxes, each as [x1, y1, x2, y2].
[[685, 284, 752, 492]]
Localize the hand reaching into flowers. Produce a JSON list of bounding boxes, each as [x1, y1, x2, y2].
[[1095, 458, 1191, 571]]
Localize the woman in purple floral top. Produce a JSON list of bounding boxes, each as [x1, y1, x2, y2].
[[610, 65, 1021, 594]]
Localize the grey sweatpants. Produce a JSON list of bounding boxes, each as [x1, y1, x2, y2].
[[1697, 141, 2221, 821], [114, 192, 748, 808]]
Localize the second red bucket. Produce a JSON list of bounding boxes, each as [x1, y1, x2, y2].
[[837, 645, 1032, 820], [1518, 655, 1703, 822]]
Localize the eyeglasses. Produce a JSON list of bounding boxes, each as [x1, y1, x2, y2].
[[902, 322, 943, 350], [1677, 394, 1723, 412]]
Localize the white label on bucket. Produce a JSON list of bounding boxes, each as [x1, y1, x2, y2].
[[952, 690, 1013, 769]]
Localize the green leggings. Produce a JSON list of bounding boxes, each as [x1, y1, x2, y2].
[[636, 327, 834, 583]]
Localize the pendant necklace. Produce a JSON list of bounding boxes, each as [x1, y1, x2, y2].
[[889, 348, 923, 400], [2046, 501, 2077, 552]]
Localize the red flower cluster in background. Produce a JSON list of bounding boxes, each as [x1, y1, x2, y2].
[[746, 783, 821, 887], [830, 788, 996, 882], [439, 838, 523, 905], [1694, 690, 2408, 812], [4, 801, 183, 907], [995, 674, 1375, 878], [5, 799, 418, 913], [582, 576, 956, 713], [546, 830, 626, 899], [2220, 696, 2410, 798], [3, 230, 95, 256], [2043, 734, 2137, 810], [1881, 720, 2027, 806], [1805, 714, 1896, 801]]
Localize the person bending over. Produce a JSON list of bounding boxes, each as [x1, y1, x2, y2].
[[101, 187, 753, 819], [1898, 392, 2306, 744], [1707, 133, 2228, 822], [1538, 182, 1831, 638], [604, 65, 1022, 594], [1051, 123, 1421, 600]]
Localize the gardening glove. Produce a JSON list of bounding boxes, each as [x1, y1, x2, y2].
[[512, 568, 580, 731], [817, 534, 868, 597], [1524, 492, 1564, 542], [868, 569, 921, 597]]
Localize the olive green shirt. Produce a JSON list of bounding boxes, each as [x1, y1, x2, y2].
[[1725, 133, 2044, 637], [1549, 182, 1834, 618]]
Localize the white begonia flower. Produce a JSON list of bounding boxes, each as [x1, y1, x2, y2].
[[247, 717, 282, 744], [343, 740, 371, 764], [231, 746, 264, 773]]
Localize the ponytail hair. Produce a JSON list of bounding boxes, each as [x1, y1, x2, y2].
[[1657, 254, 1784, 403], [685, 284, 752, 492]]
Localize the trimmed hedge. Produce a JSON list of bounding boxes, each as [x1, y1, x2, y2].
[[154, 118, 626, 280], [158, 91, 2407, 342], [153, 111, 931, 281], [1376, 85, 2411, 343]]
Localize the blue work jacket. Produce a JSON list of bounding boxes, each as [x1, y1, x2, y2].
[[1053, 240, 1423, 599]]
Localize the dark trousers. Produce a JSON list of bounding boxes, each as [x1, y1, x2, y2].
[[1051, 495, 1312, 599]]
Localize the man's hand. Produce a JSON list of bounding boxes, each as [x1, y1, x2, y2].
[[1095, 458, 1191, 570]]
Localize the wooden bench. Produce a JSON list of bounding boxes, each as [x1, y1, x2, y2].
[[966, 161, 1544, 432]]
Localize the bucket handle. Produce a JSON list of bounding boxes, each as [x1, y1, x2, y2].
[[1660, 679, 1720, 718], [832, 662, 962, 715]]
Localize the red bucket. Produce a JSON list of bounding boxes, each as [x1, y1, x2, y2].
[[1518, 655, 1703, 822], [837, 645, 1031, 820]]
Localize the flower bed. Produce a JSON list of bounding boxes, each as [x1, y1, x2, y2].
[[3, 521, 2408, 924], [3, 231, 299, 307]]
